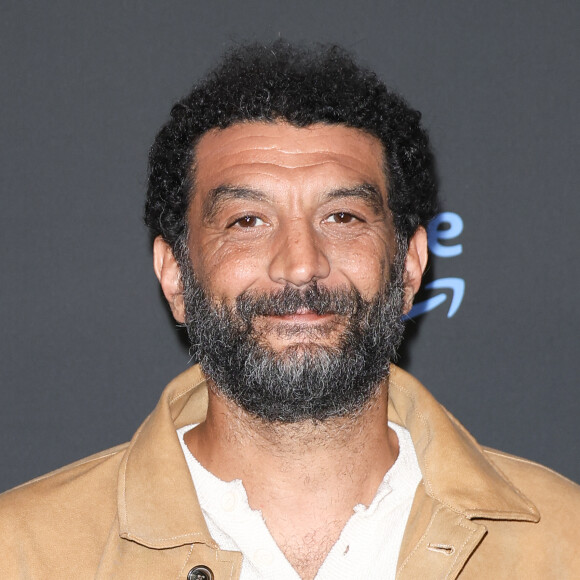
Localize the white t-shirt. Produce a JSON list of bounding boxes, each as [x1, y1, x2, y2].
[[177, 422, 421, 579]]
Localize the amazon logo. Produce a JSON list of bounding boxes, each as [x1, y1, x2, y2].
[[405, 212, 465, 320]]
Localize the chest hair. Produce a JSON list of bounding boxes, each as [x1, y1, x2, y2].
[[276, 518, 346, 580]]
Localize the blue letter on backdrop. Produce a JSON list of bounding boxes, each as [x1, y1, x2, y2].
[[427, 211, 463, 258]]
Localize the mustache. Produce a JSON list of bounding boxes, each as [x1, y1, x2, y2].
[[235, 283, 365, 322]]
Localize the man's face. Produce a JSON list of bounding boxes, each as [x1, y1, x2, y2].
[[164, 121, 412, 423], [186, 121, 396, 352]]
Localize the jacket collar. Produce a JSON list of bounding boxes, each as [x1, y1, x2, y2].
[[388, 366, 539, 522], [117, 364, 538, 548], [117, 365, 217, 548]]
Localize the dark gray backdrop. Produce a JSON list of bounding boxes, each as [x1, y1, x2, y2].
[[1, 0, 579, 493]]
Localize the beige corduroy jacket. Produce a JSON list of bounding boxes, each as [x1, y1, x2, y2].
[[1, 365, 579, 579]]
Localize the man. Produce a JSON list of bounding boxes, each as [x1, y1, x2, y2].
[[1, 41, 579, 579]]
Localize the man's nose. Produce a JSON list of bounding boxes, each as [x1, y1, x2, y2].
[[267, 220, 331, 287]]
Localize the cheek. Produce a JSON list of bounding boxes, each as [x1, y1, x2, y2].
[[327, 237, 391, 297], [338, 254, 387, 296], [190, 239, 267, 300]]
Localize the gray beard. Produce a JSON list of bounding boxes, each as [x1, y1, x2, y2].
[[179, 249, 407, 424]]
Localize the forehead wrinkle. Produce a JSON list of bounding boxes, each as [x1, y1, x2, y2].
[[199, 159, 382, 179], [241, 157, 369, 170], [197, 139, 382, 171]]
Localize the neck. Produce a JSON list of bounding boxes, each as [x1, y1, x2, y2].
[[186, 378, 397, 481]]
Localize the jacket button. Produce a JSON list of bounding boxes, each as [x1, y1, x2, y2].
[[187, 565, 214, 580]]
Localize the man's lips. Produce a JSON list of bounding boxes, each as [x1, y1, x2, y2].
[[253, 310, 343, 343], [263, 309, 334, 323]]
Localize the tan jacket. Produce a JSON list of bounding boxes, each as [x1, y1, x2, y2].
[[1, 365, 579, 579]]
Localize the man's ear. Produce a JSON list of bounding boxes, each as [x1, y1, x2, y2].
[[153, 236, 186, 323], [402, 227, 428, 315]]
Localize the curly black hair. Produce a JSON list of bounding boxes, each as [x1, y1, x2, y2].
[[145, 40, 438, 251]]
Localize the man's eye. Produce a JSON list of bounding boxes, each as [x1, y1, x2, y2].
[[327, 212, 358, 224], [231, 215, 265, 228]]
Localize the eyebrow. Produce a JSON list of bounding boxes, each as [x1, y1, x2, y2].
[[324, 184, 386, 217], [201, 182, 387, 223], [202, 185, 266, 223]]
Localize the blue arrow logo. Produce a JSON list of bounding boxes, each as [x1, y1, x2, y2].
[[404, 277, 465, 320]]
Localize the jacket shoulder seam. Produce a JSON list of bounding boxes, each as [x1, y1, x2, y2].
[[483, 448, 580, 489], [3, 443, 128, 494]]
